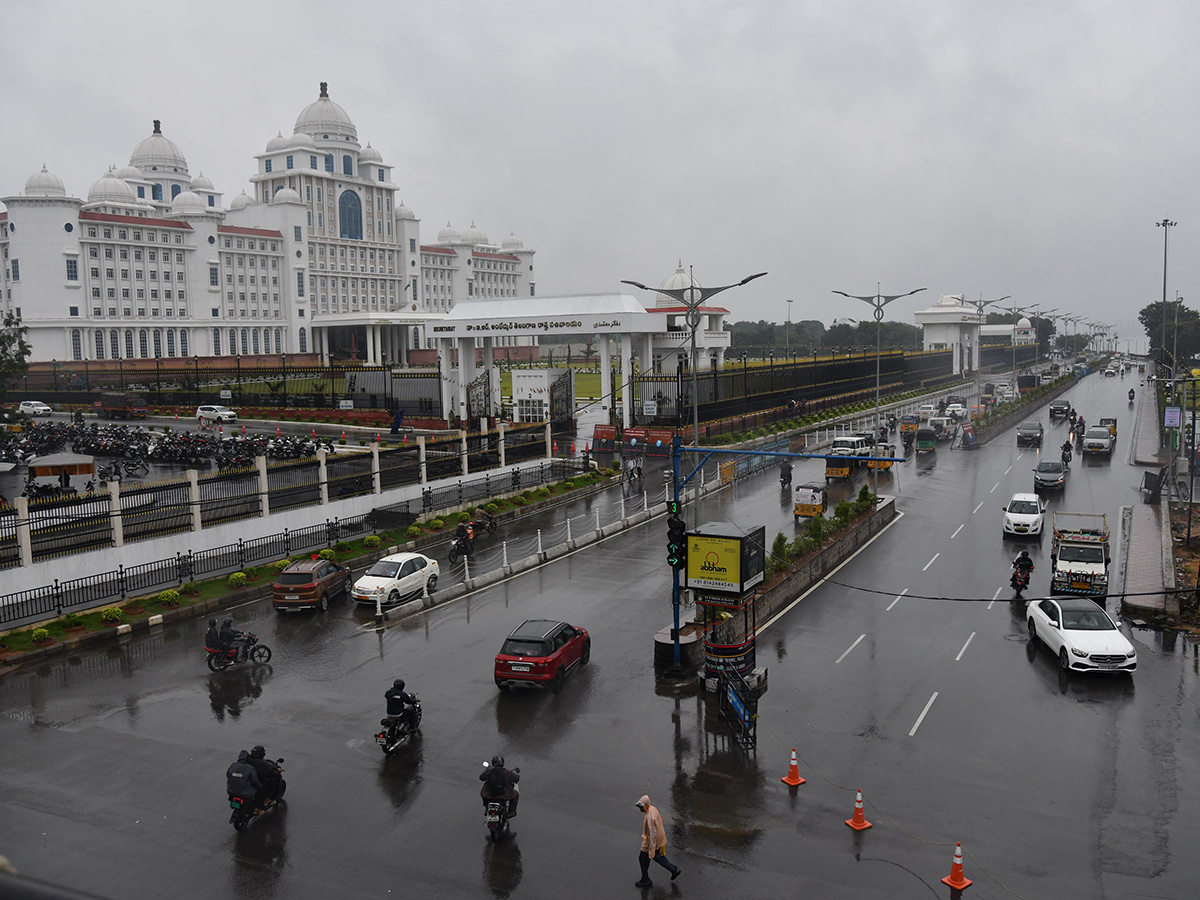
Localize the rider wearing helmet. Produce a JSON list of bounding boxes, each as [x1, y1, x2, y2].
[[1129, 388, 1135, 401], [385, 678, 418, 730], [1013, 549, 1034, 575], [479, 754, 520, 817], [218, 616, 248, 662], [204, 618, 221, 651], [246, 744, 283, 806]]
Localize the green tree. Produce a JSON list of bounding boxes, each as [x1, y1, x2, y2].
[[0, 313, 31, 403], [1139, 300, 1200, 366]]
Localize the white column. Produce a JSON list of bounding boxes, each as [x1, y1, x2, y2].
[[483, 338, 498, 418], [438, 338, 454, 424], [600, 336, 612, 421], [620, 334, 633, 428]]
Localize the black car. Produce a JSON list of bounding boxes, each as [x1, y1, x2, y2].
[[1016, 421, 1044, 447], [1033, 460, 1066, 491], [1049, 400, 1071, 419]]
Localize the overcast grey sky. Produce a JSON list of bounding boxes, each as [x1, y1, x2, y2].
[[4, 0, 1196, 349]]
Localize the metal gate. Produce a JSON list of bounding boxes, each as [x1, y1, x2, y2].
[[466, 370, 492, 420], [548, 369, 574, 431]]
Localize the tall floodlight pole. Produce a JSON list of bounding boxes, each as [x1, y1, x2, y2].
[[832, 284, 927, 489], [786, 298, 794, 358], [621, 270, 767, 450], [622, 269, 767, 673], [1158, 218, 1177, 373]]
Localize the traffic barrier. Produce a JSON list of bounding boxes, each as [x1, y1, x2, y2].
[[781, 748, 806, 786], [941, 842, 972, 890], [844, 789, 871, 830]]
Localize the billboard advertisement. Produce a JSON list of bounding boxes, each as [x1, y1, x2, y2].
[[685, 524, 765, 594]]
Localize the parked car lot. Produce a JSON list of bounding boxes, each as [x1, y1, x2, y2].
[[494, 618, 590, 692], [1027, 597, 1137, 673], [272, 559, 354, 612]]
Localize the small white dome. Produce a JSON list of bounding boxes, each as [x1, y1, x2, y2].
[[190, 172, 214, 191], [501, 231, 524, 251], [288, 131, 317, 151], [272, 186, 302, 204], [462, 221, 488, 244], [171, 190, 207, 214], [294, 81, 358, 141], [129, 119, 188, 172], [395, 200, 416, 220], [437, 221, 460, 243], [360, 143, 382, 163], [266, 131, 289, 152], [936, 293, 965, 307], [651, 262, 702, 309], [116, 165, 143, 181], [1016, 317, 1032, 328], [230, 191, 255, 210], [87, 166, 137, 204], [25, 164, 66, 197]]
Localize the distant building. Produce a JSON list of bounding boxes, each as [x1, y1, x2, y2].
[[914, 294, 1035, 376]]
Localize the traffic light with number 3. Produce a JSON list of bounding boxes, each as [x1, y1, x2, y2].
[[666, 515, 687, 570]]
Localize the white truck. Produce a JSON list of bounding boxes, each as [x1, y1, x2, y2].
[[1050, 512, 1110, 595]]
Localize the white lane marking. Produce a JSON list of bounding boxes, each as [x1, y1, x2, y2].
[[950, 524, 964, 540], [760, 512, 906, 633], [987, 585, 1003, 609], [989, 482, 1000, 493], [923, 552, 939, 571], [955, 632, 976, 661], [909, 692, 939, 737], [886, 588, 908, 611], [972, 501, 984, 515], [1004, 465, 1013, 474], [836, 634, 866, 664]]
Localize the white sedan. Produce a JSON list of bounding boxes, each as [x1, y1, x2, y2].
[[1002, 493, 1045, 537], [18, 401, 52, 417], [352, 552, 439, 605], [1027, 597, 1137, 673]]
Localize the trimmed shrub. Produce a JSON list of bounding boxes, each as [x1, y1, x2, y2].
[[513, 495, 527, 506], [364, 535, 381, 549], [769, 531, 791, 572], [318, 549, 337, 561], [405, 525, 421, 539], [335, 541, 351, 553], [182, 582, 200, 595], [272, 558, 293, 573], [457, 512, 472, 523], [227, 572, 249, 589], [31, 628, 52, 644], [484, 502, 499, 515], [62, 613, 83, 628], [100, 606, 123, 624], [430, 518, 445, 530], [158, 588, 181, 606]]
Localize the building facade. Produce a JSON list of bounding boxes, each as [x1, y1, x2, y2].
[[0, 83, 536, 365]]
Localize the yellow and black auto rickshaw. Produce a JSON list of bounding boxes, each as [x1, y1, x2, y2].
[[915, 427, 938, 453], [793, 483, 828, 522], [1099, 416, 1117, 437], [868, 443, 896, 471], [824, 454, 854, 482]]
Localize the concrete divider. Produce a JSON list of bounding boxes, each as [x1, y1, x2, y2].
[[465, 569, 508, 592]]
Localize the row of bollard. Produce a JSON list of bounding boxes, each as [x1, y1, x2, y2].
[[781, 748, 973, 891]]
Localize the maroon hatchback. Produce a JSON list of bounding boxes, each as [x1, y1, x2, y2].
[[272, 559, 353, 612]]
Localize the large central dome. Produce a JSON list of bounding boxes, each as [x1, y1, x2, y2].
[[294, 82, 357, 141], [130, 119, 188, 172]]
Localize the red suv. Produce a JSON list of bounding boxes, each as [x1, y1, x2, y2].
[[272, 559, 353, 612], [494, 619, 590, 692]]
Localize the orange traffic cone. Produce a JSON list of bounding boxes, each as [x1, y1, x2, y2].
[[241, 424, 246, 435], [341, 430, 346, 440], [218, 424, 223, 434], [174, 412, 178, 421], [311, 427, 316, 438], [375, 432, 380, 443], [403, 433, 408, 444], [844, 789, 872, 831], [780, 748, 806, 786], [276, 427, 281, 437], [553, 441, 558, 454], [941, 842, 972, 890], [571, 441, 575, 455]]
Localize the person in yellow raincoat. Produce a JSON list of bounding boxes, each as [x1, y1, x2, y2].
[[635, 794, 681, 887]]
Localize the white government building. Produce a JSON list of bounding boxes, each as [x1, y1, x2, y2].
[[0, 83, 537, 365]]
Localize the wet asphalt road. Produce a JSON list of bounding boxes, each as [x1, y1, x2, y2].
[[3, 373, 1199, 899]]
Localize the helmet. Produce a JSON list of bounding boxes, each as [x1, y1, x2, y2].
[[1019, 550, 1030, 559], [250, 745, 265, 759], [208, 618, 216, 627], [393, 678, 405, 691], [222, 617, 233, 627], [491, 755, 505, 769]]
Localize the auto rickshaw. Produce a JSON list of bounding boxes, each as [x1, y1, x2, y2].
[[1099, 416, 1117, 437], [915, 427, 938, 453], [1138, 363, 1145, 373], [899, 414, 918, 438], [793, 483, 828, 522], [868, 443, 896, 471], [824, 455, 854, 482]]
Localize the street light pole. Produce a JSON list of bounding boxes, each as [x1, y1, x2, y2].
[[832, 284, 927, 490], [966, 295, 1008, 376], [785, 298, 793, 358], [1157, 218, 1177, 373]]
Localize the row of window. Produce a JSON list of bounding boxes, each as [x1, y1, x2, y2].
[[212, 328, 306, 355], [70, 328, 190, 361], [83, 306, 186, 317], [89, 268, 185, 282], [223, 238, 280, 252], [90, 287, 186, 302], [87, 226, 184, 244]]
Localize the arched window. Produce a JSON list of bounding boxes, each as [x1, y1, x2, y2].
[[166, 330, 176, 357], [94, 331, 105, 360], [68, 330, 82, 360], [109, 330, 119, 359], [152, 184, 163, 201], [241, 329, 249, 356], [180, 329, 189, 356], [299, 328, 307, 353], [252, 330, 260, 355], [275, 328, 283, 353], [229, 328, 237, 355], [213, 328, 222, 356], [139, 329, 149, 358], [153, 329, 162, 358], [171, 184, 181, 199], [342, 155, 353, 176], [125, 330, 135, 359], [339, 191, 362, 240]]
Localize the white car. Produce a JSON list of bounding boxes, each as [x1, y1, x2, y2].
[[917, 404, 936, 420], [944, 403, 968, 420], [1027, 597, 1137, 673], [352, 551, 439, 605], [196, 404, 237, 423], [1081, 427, 1114, 455], [1003, 492, 1045, 537], [18, 401, 52, 417]]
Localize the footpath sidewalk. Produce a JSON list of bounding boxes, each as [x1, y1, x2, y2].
[[1123, 389, 1173, 617]]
